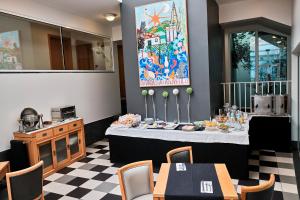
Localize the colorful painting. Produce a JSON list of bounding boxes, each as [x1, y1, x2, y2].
[[0, 31, 22, 70], [135, 0, 190, 87]]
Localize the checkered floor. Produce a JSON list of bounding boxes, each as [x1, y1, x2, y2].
[[0, 140, 299, 200]]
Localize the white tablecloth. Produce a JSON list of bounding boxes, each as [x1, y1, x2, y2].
[[105, 124, 249, 145]]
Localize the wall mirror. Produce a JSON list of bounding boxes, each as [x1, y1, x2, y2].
[[0, 12, 114, 72]]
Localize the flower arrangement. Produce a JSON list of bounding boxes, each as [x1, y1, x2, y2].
[[186, 87, 193, 123], [173, 88, 180, 123], [162, 91, 169, 122], [141, 90, 148, 119]]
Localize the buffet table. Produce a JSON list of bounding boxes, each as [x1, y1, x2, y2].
[[106, 123, 249, 179]]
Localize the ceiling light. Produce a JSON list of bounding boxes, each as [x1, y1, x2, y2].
[[277, 40, 282, 44], [105, 13, 117, 22], [272, 35, 277, 39]]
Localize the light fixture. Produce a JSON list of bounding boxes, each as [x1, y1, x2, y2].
[[272, 35, 277, 39], [105, 13, 117, 22], [277, 40, 282, 44]]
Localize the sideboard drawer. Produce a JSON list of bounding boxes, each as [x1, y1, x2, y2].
[[68, 120, 82, 131], [53, 125, 68, 136], [35, 130, 53, 141]]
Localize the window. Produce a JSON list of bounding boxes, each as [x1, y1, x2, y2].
[[0, 12, 113, 72], [230, 30, 288, 82]]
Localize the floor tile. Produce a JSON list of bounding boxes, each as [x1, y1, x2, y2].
[[58, 196, 78, 200], [81, 190, 107, 200], [86, 147, 101, 153], [279, 175, 297, 185], [55, 175, 77, 184], [105, 175, 119, 184], [57, 167, 75, 174], [80, 180, 103, 190], [276, 157, 294, 164], [87, 153, 103, 159], [46, 173, 65, 182], [68, 169, 99, 179], [94, 145, 107, 149], [92, 173, 113, 181], [79, 164, 99, 170], [4, 139, 299, 200], [90, 165, 109, 172], [66, 187, 90, 198], [89, 159, 113, 166], [43, 182, 76, 195], [102, 167, 118, 175], [44, 192, 64, 200], [67, 177, 90, 187], [281, 183, 298, 194], [101, 194, 122, 200], [98, 154, 110, 160], [109, 185, 121, 196], [282, 192, 300, 200], [94, 182, 118, 193], [68, 162, 86, 169], [248, 159, 259, 166]]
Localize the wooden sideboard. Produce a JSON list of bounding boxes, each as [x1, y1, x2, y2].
[[14, 118, 86, 177]]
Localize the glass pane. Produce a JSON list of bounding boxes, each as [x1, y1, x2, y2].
[[231, 31, 256, 82], [39, 142, 53, 168], [0, 12, 62, 70], [61, 28, 113, 71], [69, 132, 79, 155], [55, 138, 68, 163], [258, 32, 287, 81]]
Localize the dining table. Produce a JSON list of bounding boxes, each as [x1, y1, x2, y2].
[[153, 163, 238, 200]]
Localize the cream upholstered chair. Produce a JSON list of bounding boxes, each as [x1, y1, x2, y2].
[[241, 174, 275, 200], [117, 160, 154, 200], [6, 161, 44, 200], [166, 146, 193, 163]]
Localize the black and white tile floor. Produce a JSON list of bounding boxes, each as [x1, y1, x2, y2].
[[1, 140, 299, 200]]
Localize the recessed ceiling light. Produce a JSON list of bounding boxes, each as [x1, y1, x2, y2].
[[105, 13, 117, 22], [277, 40, 282, 44], [272, 35, 277, 39]]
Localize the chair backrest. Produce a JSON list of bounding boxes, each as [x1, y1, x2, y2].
[[6, 161, 44, 200], [241, 174, 275, 200], [166, 146, 193, 163], [117, 160, 154, 200]]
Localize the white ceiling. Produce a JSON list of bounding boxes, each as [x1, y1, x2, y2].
[[32, 0, 121, 23]]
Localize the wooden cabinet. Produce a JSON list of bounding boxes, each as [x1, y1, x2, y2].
[[14, 118, 86, 177]]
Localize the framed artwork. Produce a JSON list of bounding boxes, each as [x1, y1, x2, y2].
[[135, 0, 190, 87], [0, 30, 22, 70]]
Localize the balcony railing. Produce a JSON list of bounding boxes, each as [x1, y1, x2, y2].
[[221, 80, 291, 112]]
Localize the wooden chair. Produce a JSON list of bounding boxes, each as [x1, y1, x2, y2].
[[240, 174, 275, 200], [6, 161, 44, 200], [166, 146, 193, 163], [117, 160, 154, 200]]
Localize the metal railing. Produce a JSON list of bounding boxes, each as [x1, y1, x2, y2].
[[221, 80, 291, 112]]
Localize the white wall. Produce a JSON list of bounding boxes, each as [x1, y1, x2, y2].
[[0, 0, 121, 151], [291, 0, 300, 141], [112, 24, 122, 41], [219, 0, 293, 26]]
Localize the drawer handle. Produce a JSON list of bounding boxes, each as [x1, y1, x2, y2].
[[42, 133, 47, 137], [59, 128, 64, 132], [73, 124, 77, 127]]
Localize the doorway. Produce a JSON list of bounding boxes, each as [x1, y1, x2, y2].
[[76, 41, 94, 70], [48, 34, 73, 70], [117, 43, 127, 114]]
